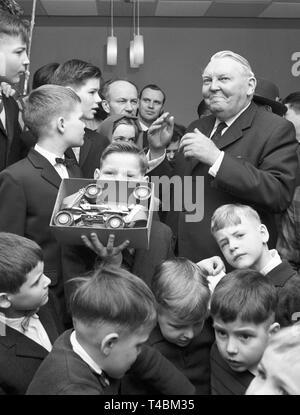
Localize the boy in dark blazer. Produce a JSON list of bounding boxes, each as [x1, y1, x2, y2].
[[0, 233, 62, 394], [0, 85, 83, 298], [27, 264, 195, 395], [51, 59, 110, 178], [0, 12, 29, 172]]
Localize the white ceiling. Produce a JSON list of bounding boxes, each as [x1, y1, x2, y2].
[[17, 0, 300, 18]]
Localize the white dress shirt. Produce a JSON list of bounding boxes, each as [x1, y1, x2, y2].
[[0, 93, 6, 130], [34, 144, 69, 179]]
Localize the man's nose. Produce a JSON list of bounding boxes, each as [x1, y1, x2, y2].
[[95, 94, 101, 104], [210, 78, 220, 90], [148, 101, 154, 108]]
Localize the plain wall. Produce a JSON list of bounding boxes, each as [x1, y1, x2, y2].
[[29, 17, 300, 126]]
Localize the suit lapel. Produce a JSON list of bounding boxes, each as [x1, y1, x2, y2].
[[189, 102, 256, 174], [38, 304, 59, 344], [27, 149, 61, 189], [3, 96, 15, 144], [0, 325, 49, 359]]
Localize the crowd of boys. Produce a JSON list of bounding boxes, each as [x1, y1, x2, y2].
[[1, 7, 300, 396]]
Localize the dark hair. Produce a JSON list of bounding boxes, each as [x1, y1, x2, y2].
[[0, 232, 43, 293], [100, 142, 148, 174], [0, 10, 29, 43], [32, 62, 60, 90], [210, 269, 278, 324], [51, 59, 102, 89], [101, 79, 138, 101], [139, 84, 166, 105], [152, 258, 210, 323], [112, 117, 139, 142], [23, 84, 81, 137], [282, 92, 300, 114], [170, 124, 185, 143], [70, 264, 157, 332]]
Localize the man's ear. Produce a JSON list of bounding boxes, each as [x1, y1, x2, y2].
[[268, 322, 280, 337], [57, 116, 65, 134], [94, 168, 101, 180], [0, 293, 12, 309], [247, 76, 257, 97], [101, 100, 110, 114], [101, 333, 119, 356], [259, 224, 269, 244]]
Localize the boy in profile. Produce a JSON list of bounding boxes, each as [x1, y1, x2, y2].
[[122, 257, 214, 394], [210, 204, 300, 326], [0, 232, 62, 394], [0, 11, 29, 172], [0, 85, 83, 316], [27, 264, 195, 395], [210, 268, 279, 395]]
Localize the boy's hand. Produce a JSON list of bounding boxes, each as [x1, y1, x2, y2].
[[197, 256, 226, 276], [0, 81, 16, 97], [81, 233, 130, 267], [147, 112, 175, 159]]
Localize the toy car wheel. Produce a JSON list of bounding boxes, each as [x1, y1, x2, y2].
[[105, 214, 125, 229], [133, 185, 151, 201], [84, 184, 102, 202], [53, 211, 74, 226]]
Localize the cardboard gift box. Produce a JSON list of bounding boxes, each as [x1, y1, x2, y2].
[[50, 178, 154, 249]]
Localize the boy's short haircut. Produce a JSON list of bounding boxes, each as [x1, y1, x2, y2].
[[139, 84, 166, 104], [100, 142, 148, 175], [23, 84, 81, 137], [210, 269, 278, 324], [266, 324, 300, 364], [211, 203, 262, 235], [0, 232, 43, 294], [70, 264, 157, 333], [0, 11, 29, 43], [151, 258, 210, 323], [32, 62, 59, 90], [101, 79, 138, 101], [51, 59, 102, 89]]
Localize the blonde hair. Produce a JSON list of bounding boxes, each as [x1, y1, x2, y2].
[[211, 204, 261, 235]]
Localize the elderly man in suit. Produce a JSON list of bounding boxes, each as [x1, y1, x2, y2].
[[166, 50, 298, 264]]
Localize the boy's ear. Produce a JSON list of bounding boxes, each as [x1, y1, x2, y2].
[[57, 116, 65, 134], [101, 100, 110, 114], [0, 293, 11, 309], [101, 332, 119, 356], [94, 168, 100, 180], [259, 224, 269, 244], [142, 175, 149, 182], [268, 322, 280, 336]]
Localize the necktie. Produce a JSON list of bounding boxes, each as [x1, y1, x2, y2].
[[95, 370, 110, 388], [211, 121, 227, 142], [55, 157, 76, 167]]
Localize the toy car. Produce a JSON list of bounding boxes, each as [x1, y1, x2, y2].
[[53, 183, 149, 229]]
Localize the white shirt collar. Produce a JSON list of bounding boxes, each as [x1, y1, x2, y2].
[[70, 331, 103, 376], [138, 119, 150, 131], [259, 249, 282, 276], [34, 144, 64, 166]]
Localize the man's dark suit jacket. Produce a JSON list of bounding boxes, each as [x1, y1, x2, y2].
[[0, 96, 26, 172], [0, 149, 81, 285], [0, 298, 62, 395], [167, 102, 298, 263]]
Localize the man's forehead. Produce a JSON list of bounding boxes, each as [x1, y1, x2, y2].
[[203, 57, 245, 76], [109, 81, 138, 98], [141, 88, 163, 99]]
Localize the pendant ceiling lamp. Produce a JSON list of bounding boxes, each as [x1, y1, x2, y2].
[[107, 0, 117, 66], [133, 0, 144, 65], [129, 0, 139, 68]]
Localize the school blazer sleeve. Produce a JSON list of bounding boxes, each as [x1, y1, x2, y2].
[[128, 345, 195, 395], [214, 119, 297, 213], [0, 170, 27, 235]]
